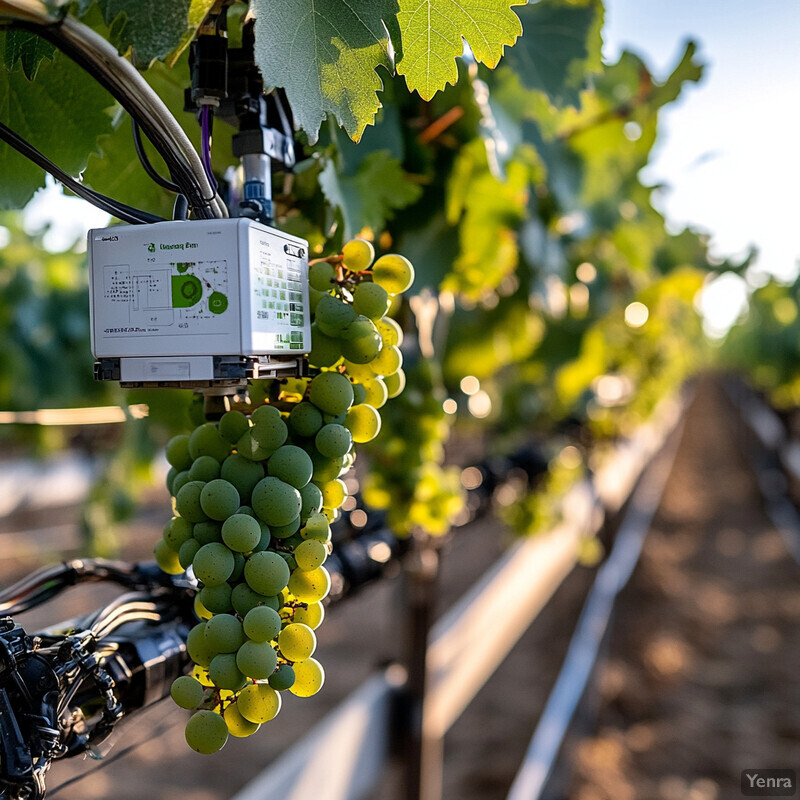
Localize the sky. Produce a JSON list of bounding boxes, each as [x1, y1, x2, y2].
[[603, 0, 800, 282]]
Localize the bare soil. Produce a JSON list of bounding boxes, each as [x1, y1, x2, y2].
[[4, 376, 799, 800]]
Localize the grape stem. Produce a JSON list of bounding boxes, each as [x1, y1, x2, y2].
[[308, 255, 343, 267]]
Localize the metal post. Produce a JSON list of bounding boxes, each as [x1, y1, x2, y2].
[[401, 538, 442, 800]]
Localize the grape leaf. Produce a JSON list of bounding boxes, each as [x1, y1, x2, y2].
[[1, 31, 56, 80], [98, 0, 193, 67], [0, 50, 114, 209], [395, 0, 524, 100], [503, 0, 602, 108], [252, 0, 397, 143], [319, 150, 422, 238], [165, 0, 218, 67]]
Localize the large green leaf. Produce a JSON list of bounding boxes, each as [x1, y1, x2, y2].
[[395, 0, 524, 100], [503, 0, 602, 107], [0, 48, 114, 209], [252, 0, 397, 144], [319, 149, 422, 239], [98, 0, 193, 67], [2, 31, 56, 80]]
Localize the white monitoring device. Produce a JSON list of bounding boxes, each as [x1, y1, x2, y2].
[[88, 218, 311, 392]]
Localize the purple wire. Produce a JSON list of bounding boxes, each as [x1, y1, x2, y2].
[[200, 106, 217, 192]]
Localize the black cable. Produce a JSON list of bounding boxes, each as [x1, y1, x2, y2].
[[0, 119, 163, 225], [131, 118, 181, 193], [14, 20, 217, 220], [173, 193, 188, 220]]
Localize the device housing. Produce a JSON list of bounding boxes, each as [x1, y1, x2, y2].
[[88, 218, 311, 390]]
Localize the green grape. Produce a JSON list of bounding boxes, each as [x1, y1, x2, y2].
[[199, 583, 233, 614], [221, 514, 261, 552], [251, 412, 288, 453], [345, 404, 382, 443], [166, 467, 177, 495], [362, 379, 388, 409], [204, 613, 245, 653], [231, 583, 279, 616], [375, 316, 403, 347], [315, 294, 356, 337], [171, 675, 205, 710], [308, 323, 342, 368], [163, 516, 193, 550], [384, 369, 406, 399], [236, 640, 278, 679], [194, 594, 213, 621], [235, 430, 273, 461], [310, 451, 344, 484], [251, 477, 302, 526], [299, 482, 323, 520], [219, 410, 250, 444], [208, 653, 246, 691], [293, 602, 325, 630], [271, 516, 301, 540], [323, 410, 348, 425], [243, 605, 282, 642], [308, 286, 324, 312], [371, 254, 414, 295], [352, 382, 367, 405], [244, 551, 291, 595], [237, 683, 282, 724], [341, 238, 374, 271], [251, 404, 281, 424], [340, 316, 382, 364], [289, 658, 325, 697], [220, 454, 265, 500], [309, 261, 336, 291], [267, 445, 314, 489], [231, 551, 245, 582], [187, 622, 217, 667], [200, 479, 240, 521], [166, 434, 192, 471], [289, 658, 325, 698], [251, 524, 272, 553], [295, 539, 327, 571], [288, 567, 331, 603], [179, 538, 201, 569], [154, 539, 183, 575], [301, 512, 331, 542], [320, 478, 347, 509], [193, 520, 222, 546], [172, 470, 191, 497], [278, 623, 316, 662], [268, 664, 295, 691], [189, 455, 221, 482], [352, 283, 390, 320], [315, 424, 353, 459], [192, 542, 235, 586], [185, 710, 229, 754], [371, 344, 403, 376], [288, 402, 324, 438], [175, 481, 208, 523], [341, 359, 377, 382], [189, 423, 231, 462], [223, 703, 260, 738], [309, 372, 354, 416]]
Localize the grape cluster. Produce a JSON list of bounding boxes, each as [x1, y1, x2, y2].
[[362, 358, 464, 536], [154, 238, 413, 754]]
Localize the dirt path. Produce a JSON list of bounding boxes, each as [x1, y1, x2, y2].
[[568, 380, 800, 800]]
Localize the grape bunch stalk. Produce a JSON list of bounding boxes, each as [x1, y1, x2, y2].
[[153, 238, 414, 754]]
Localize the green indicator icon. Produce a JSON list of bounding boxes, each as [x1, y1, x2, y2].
[[171, 275, 202, 308], [209, 291, 229, 314]]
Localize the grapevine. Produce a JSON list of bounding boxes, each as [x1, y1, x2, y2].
[[154, 238, 413, 754]]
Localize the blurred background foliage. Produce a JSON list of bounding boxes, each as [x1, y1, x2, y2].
[[0, 0, 773, 551]]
